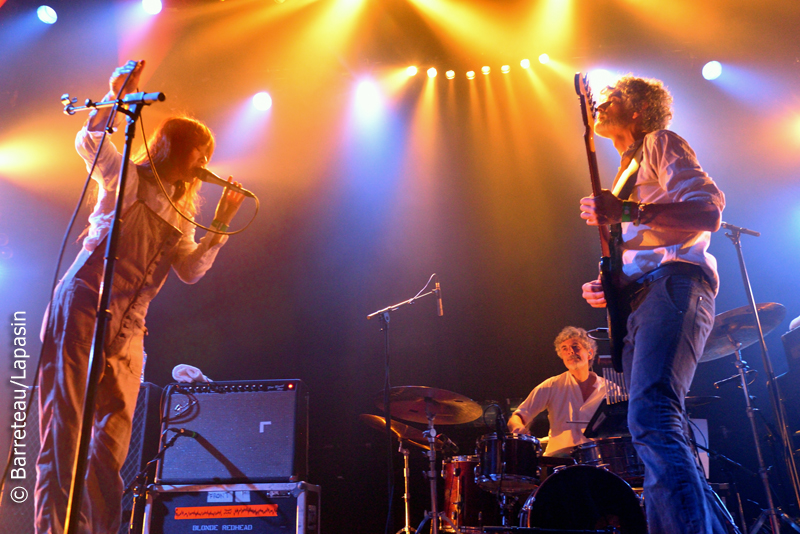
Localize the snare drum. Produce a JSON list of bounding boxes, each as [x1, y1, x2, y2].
[[519, 465, 647, 534], [571, 436, 644, 487], [475, 433, 541, 494], [441, 455, 481, 531]]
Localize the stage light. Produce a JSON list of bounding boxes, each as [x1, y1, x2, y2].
[[427, 67, 437, 78], [589, 69, 617, 90], [538, 54, 550, 65], [466, 71, 475, 80], [142, 0, 162, 15], [406, 66, 418, 77], [354, 79, 382, 119], [501, 65, 510, 74], [37, 5, 57, 24], [702, 61, 722, 81], [520, 59, 531, 69], [252, 92, 272, 111], [446, 70, 455, 80], [481, 66, 490, 75]]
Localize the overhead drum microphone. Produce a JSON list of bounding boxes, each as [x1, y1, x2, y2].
[[435, 280, 444, 317], [194, 168, 255, 198]]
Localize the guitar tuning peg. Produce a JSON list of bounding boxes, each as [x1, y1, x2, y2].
[[60, 93, 73, 106]]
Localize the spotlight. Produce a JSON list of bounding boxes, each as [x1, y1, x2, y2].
[[427, 67, 437, 78], [142, 0, 162, 14], [501, 65, 510, 74], [520, 59, 531, 69], [589, 69, 616, 90], [466, 71, 475, 80], [538, 53, 550, 65], [481, 66, 490, 75], [406, 66, 418, 77], [702, 61, 722, 81], [37, 5, 57, 24], [446, 70, 455, 80], [252, 92, 272, 111]]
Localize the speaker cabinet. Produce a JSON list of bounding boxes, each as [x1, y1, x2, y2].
[[119, 382, 163, 534], [156, 380, 308, 485], [0, 383, 162, 534]]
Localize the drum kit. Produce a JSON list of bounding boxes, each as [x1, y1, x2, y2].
[[364, 385, 648, 534], [361, 300, 795, 534]]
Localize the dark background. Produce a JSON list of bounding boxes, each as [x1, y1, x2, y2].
[[1, 0, 799, 532]]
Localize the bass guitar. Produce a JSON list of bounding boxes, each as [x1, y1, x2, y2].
[[574, 72, 627, 373]]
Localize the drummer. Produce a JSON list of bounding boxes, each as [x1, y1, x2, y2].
[[507, 326, 606, 456]]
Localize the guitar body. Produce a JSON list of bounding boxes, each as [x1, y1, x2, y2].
[[599, 256, 627, 372], [574, 72, 627, 372]]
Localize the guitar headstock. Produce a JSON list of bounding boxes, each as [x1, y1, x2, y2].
[[574, 72, 597, 129]]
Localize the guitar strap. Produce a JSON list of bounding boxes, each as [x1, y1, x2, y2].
[[611, 141, 644, 201]]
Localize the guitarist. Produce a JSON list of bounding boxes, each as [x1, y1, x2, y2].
[[579, 75, 730, 534]]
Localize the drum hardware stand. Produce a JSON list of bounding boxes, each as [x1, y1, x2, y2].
[[397, 439, 416, 534], [416, 405, 457, 534], [691, 439, 752, 534], [368, 274, 442, 534], [491, 426, 514, 527], [722, 222, 800, 533]]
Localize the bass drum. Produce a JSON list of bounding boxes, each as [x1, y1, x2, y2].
[[519, 465, 647, 534]]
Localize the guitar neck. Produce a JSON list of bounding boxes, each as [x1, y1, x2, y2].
[[575, 73, 611, 257]]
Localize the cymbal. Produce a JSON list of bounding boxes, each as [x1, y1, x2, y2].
[[701, 303, 786, 362], [375, 386, 483, 425], [358, 414, 431, 450], [685, 396, 721, 408]]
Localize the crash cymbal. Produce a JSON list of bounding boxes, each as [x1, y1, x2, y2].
[[375, 386, 483, 425], [358, 414, 431, 450], [701, 303, 786, 362]]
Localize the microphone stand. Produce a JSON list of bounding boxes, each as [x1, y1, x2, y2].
[[367, 275, 442, 534], [61, 91, 165, 534], [722, 222, 800, 533]]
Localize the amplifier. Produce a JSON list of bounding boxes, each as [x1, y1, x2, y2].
[[143, 482, 320, 534], [156, 380, 308, 484]]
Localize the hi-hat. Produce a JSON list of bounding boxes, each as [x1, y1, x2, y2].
[[375, 386, 483, 425], [685, 396, 721, 408], [701, 303, 786, 362], [358, 414, 432, 450]]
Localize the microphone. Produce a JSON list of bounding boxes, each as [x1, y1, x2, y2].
[[495, 410, 507, 440], [194, 168, 255, 198], [435, 281, 444, 317], [720, 221, 760, 237], [714, 370, 756, 389], [121, 91, 165, 105], [437, 434, 459, 455]]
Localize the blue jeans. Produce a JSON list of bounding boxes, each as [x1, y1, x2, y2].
[[623, 273, 731, 534]]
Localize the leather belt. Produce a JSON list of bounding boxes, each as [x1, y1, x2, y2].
[[622, 262, 710, 299]]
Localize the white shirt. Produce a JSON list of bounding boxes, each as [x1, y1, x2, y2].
[[76, 127, 227, 284], [513, 371, 606, 456], [615, 130, 725, 293]]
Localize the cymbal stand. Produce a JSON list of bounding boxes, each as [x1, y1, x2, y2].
[[731, 346, 779, 532], [397, 440, 416, 534], [415, 403, 456, 534], [723, 222, 800, 532]]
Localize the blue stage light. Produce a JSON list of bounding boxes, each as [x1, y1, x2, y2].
[[702, 61, 722, 81], [37, 5, 57, 24]]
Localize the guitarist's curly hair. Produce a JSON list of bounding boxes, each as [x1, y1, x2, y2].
[[604, 75, 673, 133]]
